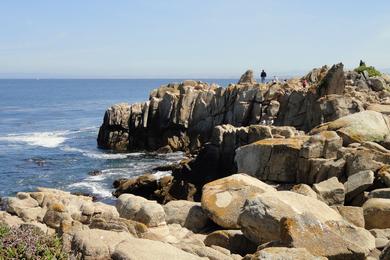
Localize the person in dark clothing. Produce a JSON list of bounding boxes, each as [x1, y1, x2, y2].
[[260, 70, 267, 83]]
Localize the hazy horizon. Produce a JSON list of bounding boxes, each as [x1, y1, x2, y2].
[[1, 0, 390, 78]]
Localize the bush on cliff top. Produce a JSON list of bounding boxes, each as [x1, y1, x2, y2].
[[354, 64, 382, 77], [0, 224, 67, 259]]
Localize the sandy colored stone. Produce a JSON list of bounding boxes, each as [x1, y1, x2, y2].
[[363, 198, 390, 229], [201, 174, 276, 229], [238, 191, 343, 244]]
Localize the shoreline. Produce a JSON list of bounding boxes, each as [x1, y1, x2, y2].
[[2, 64, 390, 259]]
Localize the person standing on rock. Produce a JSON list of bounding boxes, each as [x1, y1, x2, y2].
[[260, 70, 267, 83]]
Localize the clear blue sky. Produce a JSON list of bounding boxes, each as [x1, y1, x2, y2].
[[1, 0, 389, 78]]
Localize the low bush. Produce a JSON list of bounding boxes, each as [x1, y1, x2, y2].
[[354, 65, 382, 77], [0, 224, 67, 259]]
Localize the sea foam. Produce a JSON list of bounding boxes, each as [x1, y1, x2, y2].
[[0, 131, 68, 148]]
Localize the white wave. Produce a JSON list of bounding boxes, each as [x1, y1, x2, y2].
[[68, 182, 112, 198], [153, 171, 172, 178], [0, 131, 69, 148], [61, 145, 144, 160], [85, 153, 129, 159]]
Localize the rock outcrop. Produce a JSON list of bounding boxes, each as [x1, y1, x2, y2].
[[98, 64, 389, 153]]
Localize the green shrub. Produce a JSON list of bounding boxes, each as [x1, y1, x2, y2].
[[354, 65, 382, 77], [0, 224, 67, 260]]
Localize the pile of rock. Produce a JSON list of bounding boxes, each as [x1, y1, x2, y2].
[[3, 169, 390, 259]]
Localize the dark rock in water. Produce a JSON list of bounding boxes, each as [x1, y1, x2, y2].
[[153, 163, 180, 172], [238, 70, 256, 84], [317, 63, 345, 96], [88, 170, 103, 176], [28, 157, 46, 167], [113, 174, 159, 200]]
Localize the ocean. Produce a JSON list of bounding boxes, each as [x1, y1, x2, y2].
[[0, 79, 234, 203]]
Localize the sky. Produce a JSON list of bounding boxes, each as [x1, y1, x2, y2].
[[0, 0, 389, 78]]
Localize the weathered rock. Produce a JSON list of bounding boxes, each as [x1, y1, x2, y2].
[[367, 103, 390, 115], [116, 194, 166, 227], [313, 177, 345, 206], [344, 170, 375, 201], [201, 174, 276, 229], [143, 224, 204, 247], [4, 193, 40, 216], [363, 198, 390, 229], [252, 247, 326, 260], [112, 238, 203, 260], [235, 137, 308, 183], [300, 131, 343, 159], [0, 211, 23, 227], [291, 184, 318, 198], [331, 206, 365, 227], [280, 213, 375, 260], [97, 103, 131, 151], [113, 174, 159, 198], [317, 63, 345, 96], [370, 229, 390, 249], [43, 205, 72, 229], [380, 243, 390, 260], [204, 230, 257, 256], [368, 188, 390, 199], [238, 70, 257, 85], [89, 216, 148, 237], [345, 148, 383, 177], [163, 200, 210, 232], [368, 77, 386, 91], [175, 242, 238, 260], [238, 191, 343, 244], [311, 110, 390, 145], [71, 229, 134, 259]]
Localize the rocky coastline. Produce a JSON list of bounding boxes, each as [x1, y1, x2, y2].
[[3, 64, 390, 259]]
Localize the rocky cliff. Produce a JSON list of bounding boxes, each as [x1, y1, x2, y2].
[[98, 64, 390, 154]]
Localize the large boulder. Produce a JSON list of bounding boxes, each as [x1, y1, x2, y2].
[[344, 170, 375, 201], [204, 230, 257, 256], [112, 239, 203, 260], [116, 194, 166, 227], [317, 63, 345, 96], [238, 191, 343, 244], [363, 198, 390, 229], [280, 213, 375, 260], [201, 174, 276, 229], [238, 70, 257, 85], [163, 200, 210, 232], [370, 229, 390, 249], [235, 137, 308, 183], [311, 110, 390, 145], [368, 188, 390, 199], [368, 76, 387, 91], [71, 229, 134, 259], [252, 247, 326, 260], [331, 206, 365, 228], [312, 177, 345, 206]]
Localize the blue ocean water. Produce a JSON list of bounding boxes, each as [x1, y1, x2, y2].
[[0, 79, 234, 203]]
